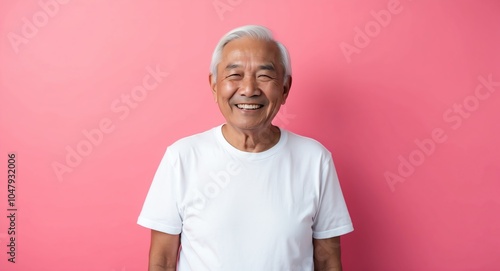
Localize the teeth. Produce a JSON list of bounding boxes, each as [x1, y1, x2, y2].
[[236, 104, 262, 110]]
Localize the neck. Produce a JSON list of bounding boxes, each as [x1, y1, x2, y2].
[[221, 124, 281, 153]]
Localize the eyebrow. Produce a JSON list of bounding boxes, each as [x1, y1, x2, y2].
[[225, 63, 241, 70], [258, 64, 276, 72], [224, 63, 277, 72]]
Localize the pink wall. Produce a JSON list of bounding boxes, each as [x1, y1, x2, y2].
[[1, 0, 499, 270]]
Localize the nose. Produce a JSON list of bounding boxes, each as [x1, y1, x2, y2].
[[239, 76, 261, 97]]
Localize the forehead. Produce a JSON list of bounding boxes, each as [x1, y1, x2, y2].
[[220, 37, 280, 67]]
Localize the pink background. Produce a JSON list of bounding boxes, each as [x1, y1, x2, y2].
[[1, 0, 499, 270]]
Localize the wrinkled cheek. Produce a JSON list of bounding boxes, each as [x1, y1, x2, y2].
[[268, 104, 280, 116], [218, 102, 234, 120]]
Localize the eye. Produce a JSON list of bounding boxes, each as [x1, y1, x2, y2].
[[226, 74, 241, 78], [258, 74, 274, 80]]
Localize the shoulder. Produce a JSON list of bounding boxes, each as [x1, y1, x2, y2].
[[282, 129, 332, 160], [161, 126, 219, 163], [172, 127, 216, 147], [168, 126, 218, 152], [284, 129, 330, 153]]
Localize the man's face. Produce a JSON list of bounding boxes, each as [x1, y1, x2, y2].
[[210, 37, 291, 132]]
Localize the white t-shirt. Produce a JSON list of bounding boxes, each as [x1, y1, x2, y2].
[[138, 125, 353, 271]]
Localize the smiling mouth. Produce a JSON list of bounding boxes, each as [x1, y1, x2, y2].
[[235, 104, 263, 110]]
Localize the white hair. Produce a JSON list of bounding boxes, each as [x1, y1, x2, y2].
[[210, 25, 292, 85]]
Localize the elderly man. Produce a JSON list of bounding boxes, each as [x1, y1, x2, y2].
[[138, 25, 353, 271]]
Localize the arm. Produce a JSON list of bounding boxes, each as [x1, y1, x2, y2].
[[313, 236, 342, 271], [149, 230, 180, 271]]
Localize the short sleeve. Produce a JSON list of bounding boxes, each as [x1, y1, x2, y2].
[[312, 156, 354, 239], [137, 148, 182, 234]]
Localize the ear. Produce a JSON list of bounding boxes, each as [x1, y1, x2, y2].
[[281, 75, 292, 105], [209, 74, 217, 103]]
